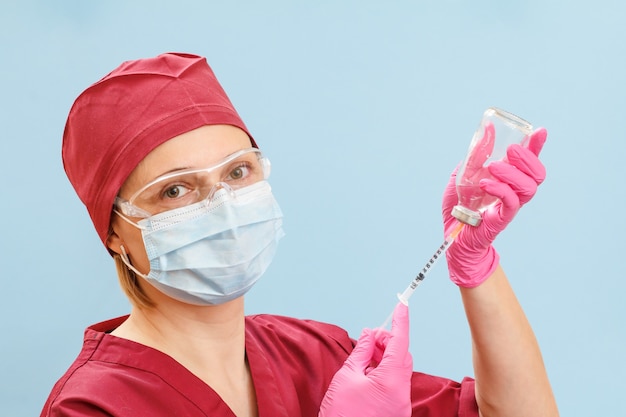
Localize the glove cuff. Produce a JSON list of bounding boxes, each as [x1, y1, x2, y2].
[[446, 245, 500, 288]]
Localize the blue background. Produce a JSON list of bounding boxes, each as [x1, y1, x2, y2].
[[1, 1, 624, 416]]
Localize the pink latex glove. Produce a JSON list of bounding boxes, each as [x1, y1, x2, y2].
[[318, 302, 413, 417], [442, 128, 548, 287]]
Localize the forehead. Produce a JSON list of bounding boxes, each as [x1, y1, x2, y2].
[[120, 124, 253, 195]]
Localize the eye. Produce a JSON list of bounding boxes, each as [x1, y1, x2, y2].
[[162, 184, 191, 200], [227, 163, 251, 181]]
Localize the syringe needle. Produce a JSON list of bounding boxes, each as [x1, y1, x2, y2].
[[378, 221, 465, 330], [398, 221, 465, 304]]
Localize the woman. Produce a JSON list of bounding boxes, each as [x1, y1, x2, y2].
[[40, 52, 558, 417]]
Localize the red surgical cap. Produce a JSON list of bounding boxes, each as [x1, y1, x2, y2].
[[62, 52, 255, 247]]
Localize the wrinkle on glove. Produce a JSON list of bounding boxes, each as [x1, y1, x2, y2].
[[442, 128, 547, 288], [318, 302, 413, 417]]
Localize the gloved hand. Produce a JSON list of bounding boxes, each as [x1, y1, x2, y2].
[[442, 128, 548, 287], [318, 302, 413, 417]]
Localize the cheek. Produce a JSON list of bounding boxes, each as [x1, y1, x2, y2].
[[126, 235, 150, 275]]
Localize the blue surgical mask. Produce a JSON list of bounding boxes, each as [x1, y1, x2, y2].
[[119, 180, 284, 305]]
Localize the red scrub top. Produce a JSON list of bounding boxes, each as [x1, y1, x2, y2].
[[40, 315, 478, 417]]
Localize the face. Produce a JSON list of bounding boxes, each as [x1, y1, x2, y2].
[[107, 124, 254, 274]]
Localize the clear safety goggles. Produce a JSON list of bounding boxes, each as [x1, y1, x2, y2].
[[115, 148, 270, 219]]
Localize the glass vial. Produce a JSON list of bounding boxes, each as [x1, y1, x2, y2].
[[451, 107, 533, 226]]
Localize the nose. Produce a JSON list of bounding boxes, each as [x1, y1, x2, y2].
[[204, 182, 236, 208]]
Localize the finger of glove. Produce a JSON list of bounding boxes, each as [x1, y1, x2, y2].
[[506, 144, 546, 185], [344, 329, 376, 372], [374, 331, 391, 351], [488, 160, 539, 207], [526, 127, 548, 157], [442, 168, 460, 228], [479, 178, 519, 227], [464, 122, 496, 178], [368, 330, 390, 370], [381, 302, 410, 361]]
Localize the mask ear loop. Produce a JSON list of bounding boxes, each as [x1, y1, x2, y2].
[[119, 245, 149, 279]]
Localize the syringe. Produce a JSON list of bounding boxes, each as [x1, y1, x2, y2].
[[380, 221, 465, 329], [398, 221, 465, 304]]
